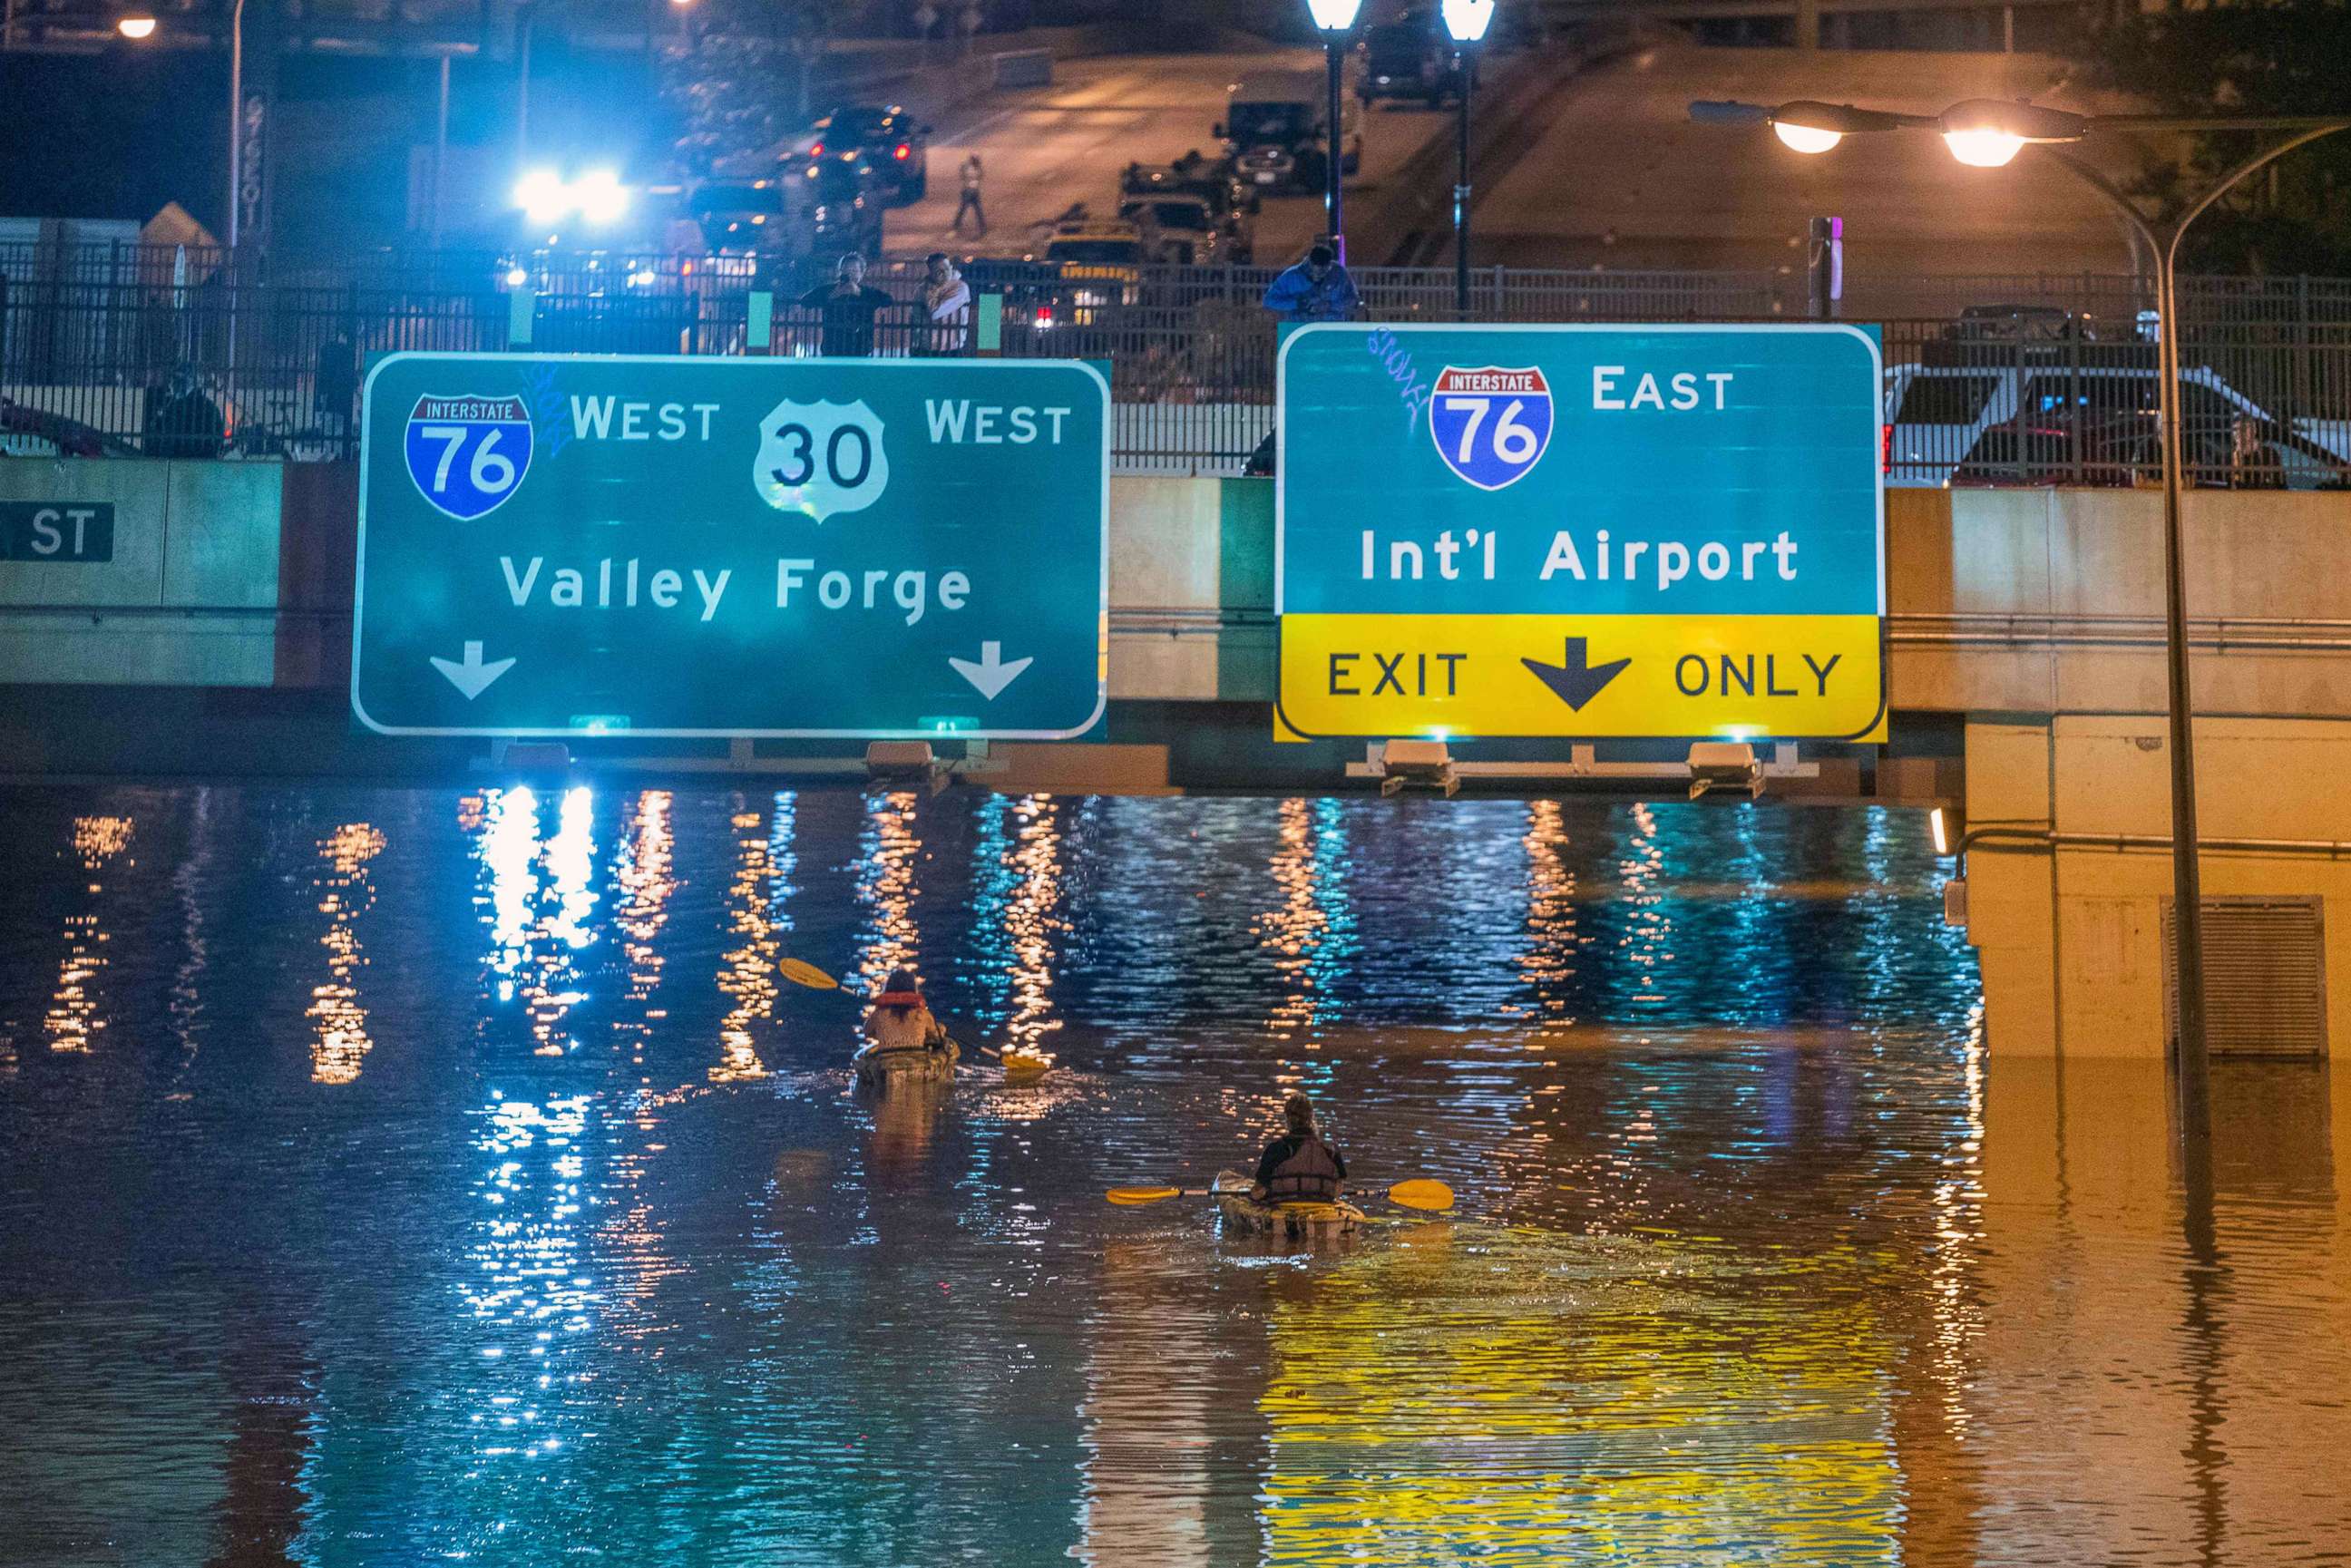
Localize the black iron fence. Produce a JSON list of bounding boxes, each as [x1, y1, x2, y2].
[[4, 243, 2349, 487]]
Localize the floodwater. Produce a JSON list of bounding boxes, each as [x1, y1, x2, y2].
[[0, 784, 2345, 1567]]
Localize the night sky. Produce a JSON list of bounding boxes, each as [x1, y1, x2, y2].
[[1, 44, 643, 248]]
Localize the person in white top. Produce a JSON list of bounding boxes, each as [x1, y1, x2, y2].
[[863, 968, 951, 1056], [920, 251, 972, 356]]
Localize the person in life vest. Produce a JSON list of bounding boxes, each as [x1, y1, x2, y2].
[[863, 967, 951, 1057], [1251, 1092, 1347, 1203]]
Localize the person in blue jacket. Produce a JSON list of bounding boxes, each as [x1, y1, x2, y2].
[[1262, 242, 1360, 324]]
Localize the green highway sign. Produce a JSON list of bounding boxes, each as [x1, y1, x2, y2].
[[1277, 323, 1884, 741], [353, 353, 1108, 738]]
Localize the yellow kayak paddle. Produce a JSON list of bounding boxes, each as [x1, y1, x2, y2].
[[777, 957, 841, 991], [1107, 1178, 1454, 1212]]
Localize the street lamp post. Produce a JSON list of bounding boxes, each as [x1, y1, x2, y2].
[[1690, 93, 2350, 1140], [1439, 0, 1495, 317], [224, 0, 249, 247], [1303, 0, 1362, 262], [517, 0, 539, 170]]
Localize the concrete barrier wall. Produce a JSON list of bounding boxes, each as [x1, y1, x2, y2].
[[0, 459, 279, 687], [1891, 487, 2351, 718], [7, 463, 2350, 719]]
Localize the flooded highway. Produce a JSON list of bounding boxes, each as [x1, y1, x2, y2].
[[1, 784, 2346, 1565]]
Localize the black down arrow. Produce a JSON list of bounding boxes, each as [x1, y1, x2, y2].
[[1520, 638, 1631, 711]]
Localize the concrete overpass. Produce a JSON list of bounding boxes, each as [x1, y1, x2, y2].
[[5, 459, 2350, 1065]]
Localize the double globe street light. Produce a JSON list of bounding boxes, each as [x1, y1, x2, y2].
[[1304, 0, 1362, 262], [1692, 93, 2349, 1133], [1439, 0, 1496, 315]]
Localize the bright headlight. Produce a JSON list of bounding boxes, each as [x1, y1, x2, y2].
[[514, 169, 571, 223], [574, 170, 630, 225]]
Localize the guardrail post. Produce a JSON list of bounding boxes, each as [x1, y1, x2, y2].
[[976, 292, 1002, 357]]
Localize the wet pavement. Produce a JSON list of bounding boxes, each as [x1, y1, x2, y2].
[[1, 784, 2345, 1565]]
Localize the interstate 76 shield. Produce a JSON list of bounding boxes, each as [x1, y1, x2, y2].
[[403, 394, 533, 521], [1428, 365, 1554, 491]]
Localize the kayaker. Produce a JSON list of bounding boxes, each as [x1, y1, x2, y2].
[[1250, 1093, 1347, 1203], [863, 968, 951, 1057]]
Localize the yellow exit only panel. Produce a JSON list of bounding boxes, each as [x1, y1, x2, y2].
[[1278, 614, 1884, 740]]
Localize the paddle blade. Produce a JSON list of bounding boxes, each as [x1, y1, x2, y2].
[[778, 958, 841, 990], [1106, 1186, 1182, 1207], [1388, 1179, 1455, 1212]]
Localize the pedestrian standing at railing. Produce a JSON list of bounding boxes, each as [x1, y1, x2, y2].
[[1262, 242, 1359, 324], [796, 253, 898, 357], [2228, 416, 2286, 491], [314, 333, 357, 457], [918, 252, 972, 355]]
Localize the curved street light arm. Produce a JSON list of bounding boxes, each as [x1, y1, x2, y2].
[[2163, 121, 2351, 274]]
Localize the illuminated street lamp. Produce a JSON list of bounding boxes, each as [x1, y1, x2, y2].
[[98, 6, 249, 244], [1691, 93, 2351, 1136], [1303, 0, 1362, 262], [1439, 0, 1495, 317]]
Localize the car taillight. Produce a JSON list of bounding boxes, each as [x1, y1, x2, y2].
[[810, 141, 824, 156], [1035, 307, 1052, 322], [894, 142, 911, 160]]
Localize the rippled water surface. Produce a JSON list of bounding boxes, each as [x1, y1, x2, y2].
[[2, 784, 2346, 1566]]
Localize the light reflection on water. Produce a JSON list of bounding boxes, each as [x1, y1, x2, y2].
[[2, 784, 2349, 1566], [308, 822, 385, 1086], [714, 802, 783, 1083], [43, 813, 133, 1054]]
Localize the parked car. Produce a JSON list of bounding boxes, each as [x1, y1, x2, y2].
[[787, 153, 887, 258], [1026, 221, 1149, 322], [1950, 410, 2351, 490], [1883, 357, 2276, 488], [1121, 153, 1257, 219], [803, 103, 932, 205], [686, 179, 800, 264], [1358, 17, 1468, 107], [1117, 194, 1225, 266], [1936, 302, 2112, 346], [1217, 71, 1360, 195]]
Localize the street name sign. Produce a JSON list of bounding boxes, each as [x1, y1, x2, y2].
[[354, 353, 1107, 737], [1276, 324, 1884, 740]]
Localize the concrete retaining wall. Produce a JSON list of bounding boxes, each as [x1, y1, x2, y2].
[[9, 465, 2351, 721], [0, 459, 279, 687], [1891, 487, 2351, 719], [1966, 713, 2351, 1059]]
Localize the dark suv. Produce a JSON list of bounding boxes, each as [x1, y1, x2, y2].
[[806, 104, 932, 205]]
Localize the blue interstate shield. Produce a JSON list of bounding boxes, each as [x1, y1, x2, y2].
[[403, 394, 533, 521], [1428, 365, 1553, 491]]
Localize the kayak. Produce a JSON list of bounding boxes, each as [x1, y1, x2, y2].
[[1000, 1048, 1051, 1079], [854, 1040, 958, 1088], [1212, 1170, 1364, 1242]]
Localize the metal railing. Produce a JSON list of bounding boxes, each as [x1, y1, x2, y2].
[[5, 243, 2350, 484]]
